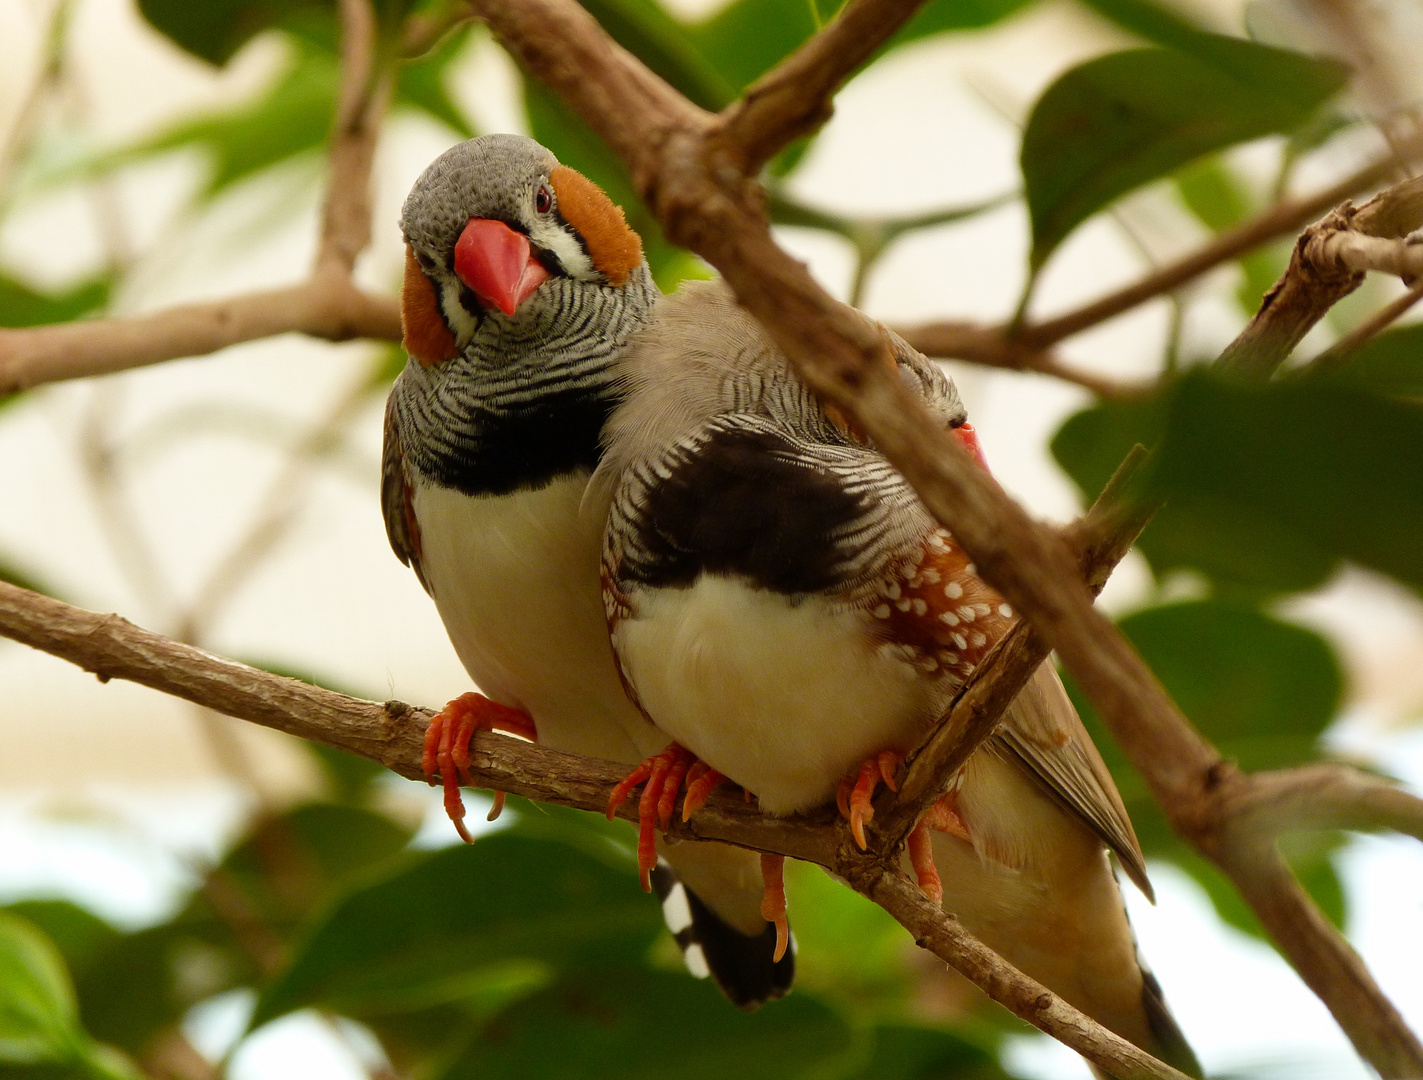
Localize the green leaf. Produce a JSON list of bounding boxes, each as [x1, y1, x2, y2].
[[0, 913, 81, 1065], [1060, 600, 1346, 936], [1051, 388, 1339, 596], [1021, 39, 1346, 267], [252, 829, 661, 1025], [395, 23, 478, 138], [197, 803, 415, 938], [686, 0, 832, 96], [437, 968, 853, 1080], [107, 44, 338, 197], [1329, 323, 1423, 399], [841, 1024, 1011, 1080], [136, 0, 329, 65], [0, 275, 110, 328], [0, 905, 117, 978], [582, 0, 732, 109], [1152, 371, 1423, 596], [1117, 600, 1343, 766]]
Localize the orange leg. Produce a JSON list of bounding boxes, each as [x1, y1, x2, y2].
[[607, 744, 721, 892], [906, 821, 943, 904], [835, 749, 904, 850], [760, 853, 789, 963], [422, 692, 537, 843]]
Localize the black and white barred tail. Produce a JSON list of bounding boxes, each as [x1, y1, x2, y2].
[[651, 861, 794, 1010]]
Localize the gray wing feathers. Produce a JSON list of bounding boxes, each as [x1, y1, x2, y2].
[[381, 392, 430, 594], [990, 663, 1153, 900]]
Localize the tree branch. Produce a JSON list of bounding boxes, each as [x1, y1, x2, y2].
[[1218, 173, 1423, 376], [0, 281, 400, 393], [1019, 139, 1423, 350], [0, 0, 400, 396], [0, 577, 1185, 1080], [892, 319, 1151, 398], [470, 0, 1423, 1070], [719, 0, 929, 172]]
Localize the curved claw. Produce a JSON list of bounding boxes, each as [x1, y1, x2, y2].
[[682, 762, 727, 821], [422, 692, 536, 843], [760, 853, 789, 963], [839, 749, 907, 850], [607, 744, 704, 892]]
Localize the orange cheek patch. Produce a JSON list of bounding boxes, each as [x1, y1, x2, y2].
[[549, 165, 642, 285], [402, 245, 458, 367]]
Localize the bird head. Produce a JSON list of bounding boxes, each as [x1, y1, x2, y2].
[[398, 133, 645, 365]]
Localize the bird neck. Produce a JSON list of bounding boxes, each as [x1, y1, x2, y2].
[[394, 268, 659, 497]]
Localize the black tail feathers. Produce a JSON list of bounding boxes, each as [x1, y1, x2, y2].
[[650, 861, 794, 1010]]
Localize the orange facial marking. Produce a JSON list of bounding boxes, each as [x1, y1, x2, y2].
[[402, 245, 458, 367], [549, 165, 642, 285]]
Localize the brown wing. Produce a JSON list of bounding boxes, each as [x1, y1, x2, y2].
[[381, 393, 429, 595], [990, 662, 1153, 900]]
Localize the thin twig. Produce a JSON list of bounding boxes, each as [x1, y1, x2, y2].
[[471, 1, 1423, 1070], [1306, 276, 1423, 373], [1019, 138, 1423, 349], [719, 0, 930, 172], [0, 280, 400, 393], [0, 578, 1186, 1080]]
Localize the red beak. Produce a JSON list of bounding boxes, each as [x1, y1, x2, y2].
[[453, 218, 550, 316], [953, 421, 990, 471]]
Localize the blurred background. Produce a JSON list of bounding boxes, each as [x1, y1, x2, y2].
[[1, 0, 1422, 1076]]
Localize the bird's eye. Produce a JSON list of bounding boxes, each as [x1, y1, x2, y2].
[[535, 185, 553, 214]]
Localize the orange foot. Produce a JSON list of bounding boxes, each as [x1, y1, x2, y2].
[[760, 853, 789, 962], [422, 692, 537, 843], [606, 744, 726, 891], [836, 750, 971, 904], [910, 793, 973, 905], [835, 749, 905, 850]]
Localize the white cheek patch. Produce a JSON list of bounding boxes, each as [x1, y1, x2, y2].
[[438, 276, 480, 343], [530, 218, 598, 281]]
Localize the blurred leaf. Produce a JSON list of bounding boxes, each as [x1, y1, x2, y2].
[[199, 803, 414, 938], [0, 275, 110, 328], [1062, 599, 1346, 934], [1152, 371, 1423, 596], [1052, 383, 1339, 596], [687, 0, 1032, 100], [70, 925, 193, 1057], [396, 23, 478, 138], [781, 862, 914, 1012], [0, 905, 117, 977], [0, 914, 141, 1080], [108, 44, 338, 198], [437, 967, 853, 1080], [137, 0, 328, 65], [842, 1024, 1012, 1079], [1329, 323, 1423, 399], [685, 0, 835, 96], [1075, 0, 1211, 51], [583, 0, 732, 109], [1173, 157, 1284, 314], [0, 559, 51, 597], [252, 828, 660, 1025], [0, 913, 80, 1065], [1116, 600, 1342, 766], [1021, 39, 1346, 267], [893, 0, 1037, 46]]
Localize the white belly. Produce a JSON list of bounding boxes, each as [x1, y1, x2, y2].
[[616, 576, 941, 814], [413, 474, 663, 764]]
